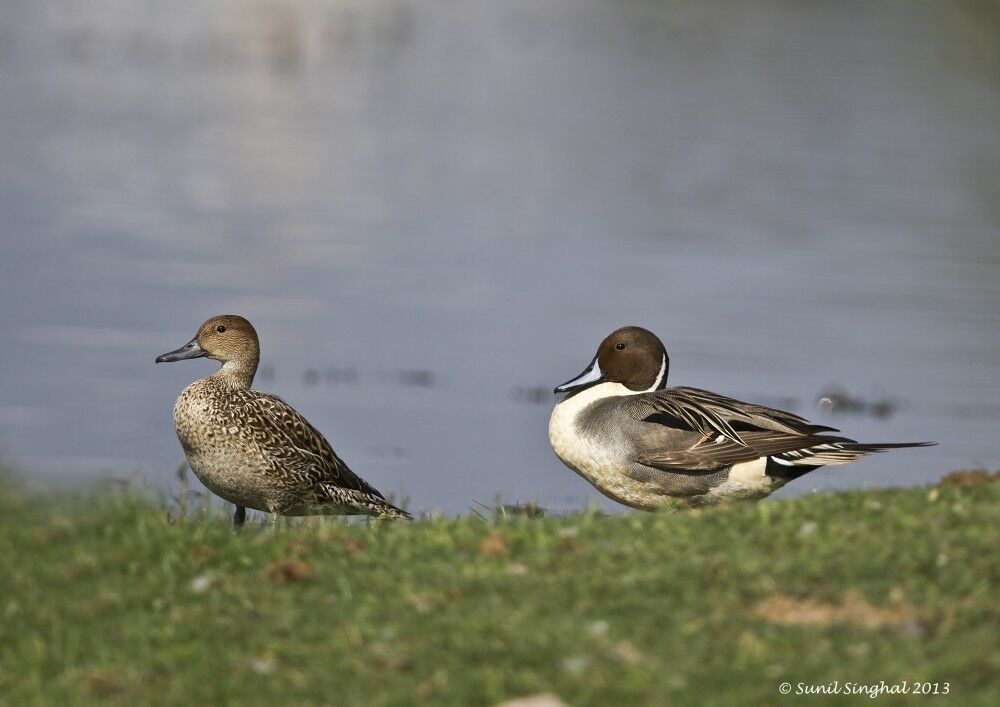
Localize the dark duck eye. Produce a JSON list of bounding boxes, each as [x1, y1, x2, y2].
[[615, 342, 626, 350], [216, 325, 227, 333]]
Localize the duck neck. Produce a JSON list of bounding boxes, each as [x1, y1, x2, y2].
[[645, 354, 669, 392], [213, 358, 257, 389]]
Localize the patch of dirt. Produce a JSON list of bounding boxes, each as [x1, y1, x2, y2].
[[754, 591, 919, 634], [554, 537, 587, 555], [494, 694, 569, 707], [609, 640, 643, 665], [341, 538, 366, 556], [187, 543, 216, 565], [264, 559, 315, 584], [80, 672, 128, 697], [479, 533, 508, 557], [940, 469, 999, 486], [286, 539, 314, 558]]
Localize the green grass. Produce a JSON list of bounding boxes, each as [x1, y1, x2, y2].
[[1, 477, 997, 706]]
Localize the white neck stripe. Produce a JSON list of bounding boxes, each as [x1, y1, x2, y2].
[[642, 355, 667, 393]]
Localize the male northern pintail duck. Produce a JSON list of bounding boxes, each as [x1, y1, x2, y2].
[[549, 326, 934, 510], [156, 315, 410, 525]]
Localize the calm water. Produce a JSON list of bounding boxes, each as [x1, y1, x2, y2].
[[1, 0, 998, 515]]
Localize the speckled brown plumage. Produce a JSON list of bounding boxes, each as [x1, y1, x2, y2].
[[158, 315, 410, 521]]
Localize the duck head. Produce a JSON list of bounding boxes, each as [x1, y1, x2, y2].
[[554, 326, 669, 395], [156, 315, 260, 382]]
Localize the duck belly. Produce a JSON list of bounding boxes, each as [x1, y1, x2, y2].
[[172, 389, 279, 512], [183, 445, 276, 512], [695, 458, 785, 505]]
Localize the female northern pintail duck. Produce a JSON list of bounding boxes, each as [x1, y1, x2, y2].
[[156, 315, 410, 525], [549, 326, 934, 510]]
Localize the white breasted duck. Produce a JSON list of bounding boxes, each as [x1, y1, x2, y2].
[[156, 315, 410, 525], [549, 326, 934, 510]]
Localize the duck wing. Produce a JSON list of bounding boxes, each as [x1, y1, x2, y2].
[[639, 386, 838, 445], [625, 388, 931, 474], [633, 428, 855, 473], [635, 430, 934, 474], [624, 387, 845, 473], [239, 390, 386, 499]]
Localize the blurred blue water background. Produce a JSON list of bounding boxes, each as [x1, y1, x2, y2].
[[1, 0, 997, 514]]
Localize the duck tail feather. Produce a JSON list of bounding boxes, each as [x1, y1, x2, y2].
[[774, 440, 936, 466]]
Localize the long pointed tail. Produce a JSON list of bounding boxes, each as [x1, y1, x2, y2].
[[373, 500, 413, 520], [774, 440, 936, 467], [316, 483, 414, 519]]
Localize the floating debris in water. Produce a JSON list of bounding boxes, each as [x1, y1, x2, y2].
[[324, 367, 359, 384], [303, 367, 358, 386], [395, 369, 435, 387], [510, 385, 549, 404], [816, 387, 898, 418], [366, 445, 409, 459]]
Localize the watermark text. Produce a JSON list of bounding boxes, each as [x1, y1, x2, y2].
[[778, 681, 950, 698]]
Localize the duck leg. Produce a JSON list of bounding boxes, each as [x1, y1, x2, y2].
[[233, 505, 246, 529]]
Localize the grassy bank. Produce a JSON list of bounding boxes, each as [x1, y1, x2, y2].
[[0, 476, 997, 706]]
